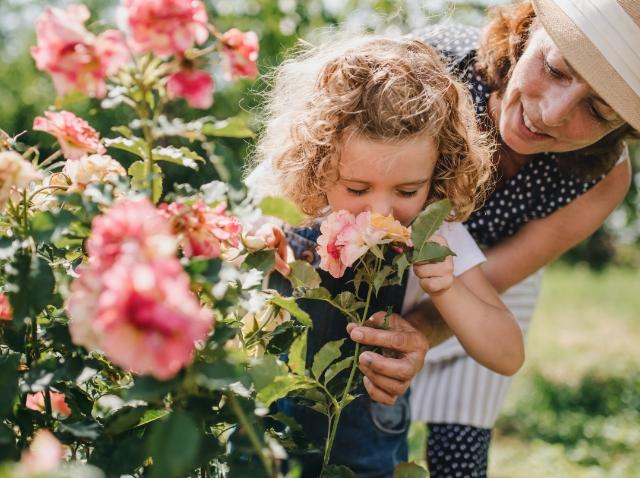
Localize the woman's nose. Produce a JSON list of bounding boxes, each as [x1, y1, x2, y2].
[[540, 83, 589, 128]]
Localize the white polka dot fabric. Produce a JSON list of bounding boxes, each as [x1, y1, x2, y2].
[[411, 24, 601, 248]]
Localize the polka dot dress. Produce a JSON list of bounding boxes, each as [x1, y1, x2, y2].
[[427, 424, 491, 478], [412, 24, 601, 248]]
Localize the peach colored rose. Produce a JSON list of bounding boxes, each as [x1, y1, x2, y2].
[[31, 4, 129, 98], [167, 69, 214, 109], [68, 256, 213, 379], [86, 197, 177, 270], [370, 213, 412, 246], [63, 154, 126, 192], [0, 151, 43, 207], [122, 0, 209, 56], [26, 391, 72, 417], [20, 429, 65, 475], [33, 111, 106, 161], [159, 199, 241, 259], [221, 28, 259, 80], [0, 292, 12, 321]]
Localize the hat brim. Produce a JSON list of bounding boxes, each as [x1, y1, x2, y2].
[[533, 0, 640, 131]]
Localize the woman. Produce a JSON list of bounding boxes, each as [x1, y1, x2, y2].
[[346, 0, 640, 476]]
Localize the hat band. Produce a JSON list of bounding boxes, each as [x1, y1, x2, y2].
[[554, 0, 640, 97]]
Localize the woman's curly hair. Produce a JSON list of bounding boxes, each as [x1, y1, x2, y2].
[[476, 1, 638, 179], [249, 34, 494, 222]]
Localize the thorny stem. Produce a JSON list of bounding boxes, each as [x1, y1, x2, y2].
[[227, 394, 275, 477]]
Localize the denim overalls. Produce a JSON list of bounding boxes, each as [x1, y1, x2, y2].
[[269, 226, 411, 478]]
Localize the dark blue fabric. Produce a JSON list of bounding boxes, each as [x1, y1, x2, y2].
[[271, 226, 411, 478]]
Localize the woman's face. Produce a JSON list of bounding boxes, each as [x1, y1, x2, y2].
[[492, 26, 626, 156]]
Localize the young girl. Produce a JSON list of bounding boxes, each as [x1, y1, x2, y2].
[[247, 34, 523, 477]]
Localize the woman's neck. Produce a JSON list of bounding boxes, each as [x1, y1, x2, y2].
[[487, 92, 532, 187]]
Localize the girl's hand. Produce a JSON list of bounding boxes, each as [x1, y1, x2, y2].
[[346, 312, 429, 405], [413, 234, 454, 296], [247, 224, 292, 276]]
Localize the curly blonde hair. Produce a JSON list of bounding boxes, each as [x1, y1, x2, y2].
[[250, 34, 494, 222]]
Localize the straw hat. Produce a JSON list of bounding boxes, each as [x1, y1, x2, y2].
[[532, 0, 640, 131]]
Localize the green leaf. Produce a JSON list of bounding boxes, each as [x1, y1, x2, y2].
[[128, 160, 163, 203], [111, 125, 133, 138], [321, 464, 356, 478], [243, 249, 275, 273], [269, 295, 312, 327], [59, 420, 102, 440], [311, 339, 345, 380], [135, 409, 170, 428], [105, 136, 147, 159], [151, 146, 204, 169], [125, 376, 176, 402], [0, 237, 19, 260], [288, 260, 321, 289], [373, 265, 394, 295], [324, 356, 354, 385], [192, 360, 249, 391], [31, 209, 78, 242], [411, 199, 452, 256], [185, 258, 221, 284], [103, 406, 148, 436], [288, 331, 307, 375], [6, 254, 54, 321], [394, 254, 411, 281], [258, 196, 306, 227], [369, 244, 385, 261], [0, 353, 20, 416], [202, 116, 255, 139], [147, 410, 200, 478], [248, 355, 286, 392], [256, 375, 315, 406], [295, 287, 332, 301], [411, 241, 456, 264], [392, 462, 429, 478]]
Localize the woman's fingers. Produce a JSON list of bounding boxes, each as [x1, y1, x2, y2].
[[363, 376, 397, 406], [359, 351, 416, 382]]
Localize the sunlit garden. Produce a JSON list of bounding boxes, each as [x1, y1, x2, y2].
[[0, 0, 638, 477]]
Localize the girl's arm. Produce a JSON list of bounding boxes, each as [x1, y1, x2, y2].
[[407, 157, 631, 345], [415, 254, 524, 376]]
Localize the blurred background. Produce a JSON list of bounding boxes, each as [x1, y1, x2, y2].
[[1, 0, 638, 476]]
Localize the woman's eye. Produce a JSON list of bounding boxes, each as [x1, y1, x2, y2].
[[397, 190, 418, 198], [543, 57, 564, 79], [346, 187, 367, 196], [588, 103, 608, 123]]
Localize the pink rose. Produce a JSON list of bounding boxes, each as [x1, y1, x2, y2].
[[121, 0, 209, 56], [33, 111, 106, 161], [159, 199, 242, 259], [86, 197, 177, 270], [31, 4, 129, 98], [220, 28, 259, 80], [0, 151, 43, 207], [20, 429, 65, 475], [68, 256, 213, 379], [26, 391, 72, 417], [167, 69, 214, 109], [62, 154, 126, 192], [0, 292, 12, 321]]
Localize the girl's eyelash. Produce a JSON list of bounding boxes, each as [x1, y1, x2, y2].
[[397, 190, 418, 197], [347, 188, 367, 196]]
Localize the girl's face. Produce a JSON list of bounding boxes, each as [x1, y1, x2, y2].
[[325, 132, 438, 226], [492, 26, 625, 156]]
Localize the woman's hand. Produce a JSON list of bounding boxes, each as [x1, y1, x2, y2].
[[346, 311, 429, 405], [413, 235, 454, 296]]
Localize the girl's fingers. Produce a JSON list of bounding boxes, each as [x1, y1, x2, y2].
[[274, 254, 291, 276]]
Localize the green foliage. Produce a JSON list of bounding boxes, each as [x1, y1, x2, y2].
[[259, 196, 306, 227], [393, 462, 429, 478]]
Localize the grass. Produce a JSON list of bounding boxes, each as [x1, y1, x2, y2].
[[408, 262, 640, 477]]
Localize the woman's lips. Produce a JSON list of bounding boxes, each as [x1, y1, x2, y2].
[[518, 104, 551, 141]]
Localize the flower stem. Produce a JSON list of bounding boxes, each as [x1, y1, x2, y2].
[[227, 394, 274, 477]]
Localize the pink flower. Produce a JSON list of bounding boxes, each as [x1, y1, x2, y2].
[[87, 197, 177, 270], [167, 69, 214, 109], [33, 111, 106, 161], [62, 154, 126, 192], [220, 28, 259, 80], [122, 0, 209, 56], [0, 151, 43, 207], [159, 199, 242, 259], [31, 4, 129, 98], [0, 292, 12, 321], [20, 429, 65, 474], [317, 211, 388, 278], [68, 256, 213, 379], [26, 391, 72, 417]]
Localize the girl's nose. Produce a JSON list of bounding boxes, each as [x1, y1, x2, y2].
[[367, 198, 393, 217], [540, 83, 589, 128]]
